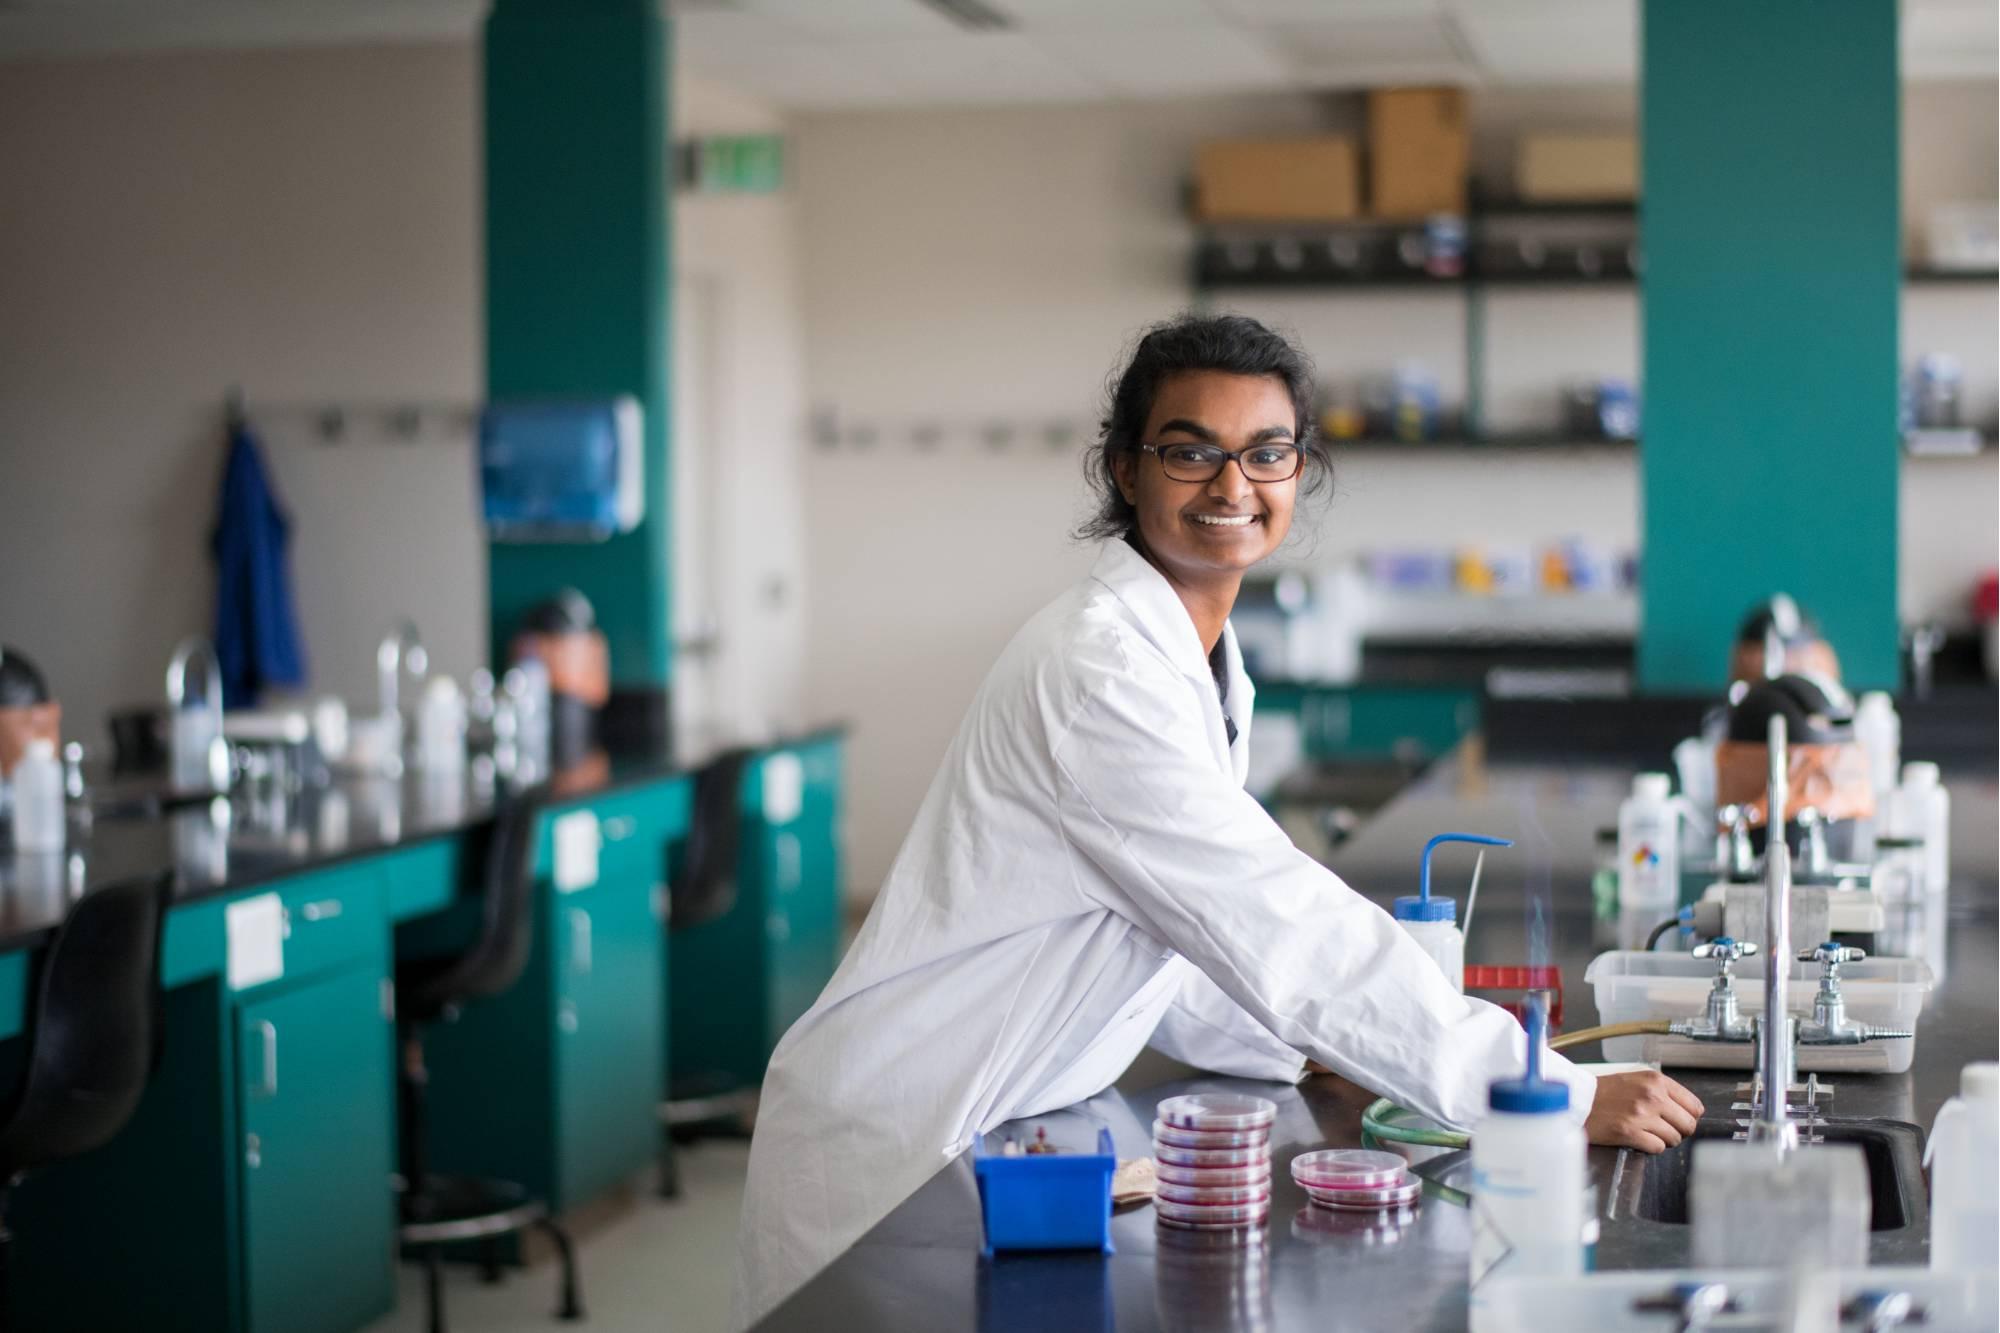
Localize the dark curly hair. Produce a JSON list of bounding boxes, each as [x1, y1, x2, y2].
[[1076, 313, 1329, 541]]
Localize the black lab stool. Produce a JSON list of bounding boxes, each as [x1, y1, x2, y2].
[[0, 873, 171, 1328], [395, 789, 582, 1332]]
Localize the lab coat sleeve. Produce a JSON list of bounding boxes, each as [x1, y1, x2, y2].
[[1147, 965, 1308, 1084], [1051, 652, 1596, 1132]]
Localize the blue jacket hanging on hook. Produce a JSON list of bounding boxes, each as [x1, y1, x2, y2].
[[211, 416, 308, 705]]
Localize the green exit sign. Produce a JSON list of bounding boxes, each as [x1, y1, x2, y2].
[[678, 134, 785, 194]]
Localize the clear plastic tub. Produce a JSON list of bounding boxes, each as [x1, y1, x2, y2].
[[1584, 951, 1933, 1072], [1156, 1094, 1277, 1131], [1290, 1149, 1408, 1191], [1156, 1181, 1272, 1207], [1155, 1197, 1271, 1229], [1153, 1142, 1269, 1170], [1153, 1119, 1273, 1150], [1155, 1162, 1272, 1189]]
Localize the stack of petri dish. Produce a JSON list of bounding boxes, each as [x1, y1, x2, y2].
[[1290, 1148, 1423, 1213], [1151, 1094, 1276, 1230]]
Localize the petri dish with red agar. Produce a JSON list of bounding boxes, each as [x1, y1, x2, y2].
[[1155, 1094, 1278, 1132], [1289, 1149, 1410, 1192]]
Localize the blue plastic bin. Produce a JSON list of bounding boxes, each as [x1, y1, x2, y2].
[[972, 1127, 1116, 1256]]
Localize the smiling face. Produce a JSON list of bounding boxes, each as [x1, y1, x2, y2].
[[1112, 370, 1301, 587]]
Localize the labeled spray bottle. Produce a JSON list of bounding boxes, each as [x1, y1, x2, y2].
[[1469, 997, 1584, 1331], [1394, 833, 1512, 994]]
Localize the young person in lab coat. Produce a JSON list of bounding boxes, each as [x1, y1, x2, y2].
[[733, 314, 1702, 1326]]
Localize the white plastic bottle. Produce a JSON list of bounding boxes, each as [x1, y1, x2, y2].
[[1469, 1002, 1584, 1331], [416, 675, 467, 773], [1854, 691, 1901, 805], [1392, 894, 1464, 993], [1929, 1062, 1999, 1273], [9, 738, 65, 852], [1617, 773, 1681, 915], [1898, 763, 1950, 898]]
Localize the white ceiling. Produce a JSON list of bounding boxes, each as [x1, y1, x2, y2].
[[0, 0, 1990, 106]]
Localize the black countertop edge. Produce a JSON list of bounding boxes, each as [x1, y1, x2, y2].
[[0, 724, 850, 958]]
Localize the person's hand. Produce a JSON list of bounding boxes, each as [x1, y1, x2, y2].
[[1583, 1071, 1704, 1152]]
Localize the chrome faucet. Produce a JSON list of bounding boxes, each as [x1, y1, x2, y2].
[[167, 636, 223, 715], [1716, 803, 1755, 880], [376, 621, 428, 724]]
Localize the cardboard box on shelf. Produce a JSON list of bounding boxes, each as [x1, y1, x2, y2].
[[1194, 137, 1361, 223], [1517, 134, 1639, 202], [1367, 87, 1468, 219]]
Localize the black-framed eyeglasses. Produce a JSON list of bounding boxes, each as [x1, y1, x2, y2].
[[1135, 440, 1303, 484]]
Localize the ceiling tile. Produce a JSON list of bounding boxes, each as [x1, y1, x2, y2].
[[991, 0, 1220, 24], [1264, 14, 1477, 89], [1211, 0, 1445, 22], [1029, 24, 1289, 96], [1903, 2, 1999, 80], [864, 32, 1102, 102], [735, 0, 960, 38], [1448, 0, 1635, 85]]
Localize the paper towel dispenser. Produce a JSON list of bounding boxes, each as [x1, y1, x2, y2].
[[480, 397, 644, 542]]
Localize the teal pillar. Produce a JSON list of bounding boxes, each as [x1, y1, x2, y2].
[[1640, 1, 1900, 691], [484, 0, 673, 690]]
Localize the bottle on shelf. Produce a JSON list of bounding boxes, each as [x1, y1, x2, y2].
[[10, 737, 65, 853]]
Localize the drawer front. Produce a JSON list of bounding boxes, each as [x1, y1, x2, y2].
[[276, 864, 384, 982]]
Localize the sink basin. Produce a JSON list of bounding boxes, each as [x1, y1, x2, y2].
[[1635, 1117, 1927, 1233]]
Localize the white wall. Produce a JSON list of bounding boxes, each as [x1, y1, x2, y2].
[[0, 42, 484, 740], [796, 84, 1999, 901], [671, 74, 810, 748]]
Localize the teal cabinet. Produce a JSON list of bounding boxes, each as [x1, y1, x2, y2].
[[5, 860, 395, 1333], [1253, 683, 1479, 763], [419, 779, 686, 1211], [238, 965, 396, 1333], [554, 872, 665, 1205], [671, 734, 845, 1094]]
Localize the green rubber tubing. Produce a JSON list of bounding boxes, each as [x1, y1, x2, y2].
[[1358, 1020, 1675, 1150]]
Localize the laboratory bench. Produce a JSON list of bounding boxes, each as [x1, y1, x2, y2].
[[751, 750, 1997, 1332], [0, 726, 846, 1333]]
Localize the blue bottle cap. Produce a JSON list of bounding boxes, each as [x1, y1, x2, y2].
[[1488, 997, 1570, 1115], [1393, 895, 1457, 923]]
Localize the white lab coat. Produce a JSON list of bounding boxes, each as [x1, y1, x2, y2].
[[731, 539, 1595, 1327]]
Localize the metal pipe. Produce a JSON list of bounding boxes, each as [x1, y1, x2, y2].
[[1754, 712, 1796, 1147]]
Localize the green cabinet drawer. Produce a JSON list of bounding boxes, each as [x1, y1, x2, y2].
[[275, 864, 386, 984], [237, 964, 396, 1333]]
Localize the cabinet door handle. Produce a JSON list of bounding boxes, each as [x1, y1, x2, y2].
[[570, 908, 592, 976], [601, 816, 637, 843], [255, 1019, 279, 1098], [299, 899, 343, 922]]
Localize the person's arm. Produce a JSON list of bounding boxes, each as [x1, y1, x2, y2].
[[1051, 647, 1594, 1132], [1147, 964, 1308, 1084]]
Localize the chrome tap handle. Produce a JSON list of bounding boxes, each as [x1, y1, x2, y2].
[[1691, 936, 1757, 981], [1842, 1288, 1925, 1331], [1799, 942, 1865, 969]]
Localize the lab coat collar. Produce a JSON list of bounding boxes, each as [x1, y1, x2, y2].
[[1088, 538, 1213, 685]]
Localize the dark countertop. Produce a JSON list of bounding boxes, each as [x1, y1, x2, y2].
[[0, 725, 850, 956], [752, 750, 1998, 1332]]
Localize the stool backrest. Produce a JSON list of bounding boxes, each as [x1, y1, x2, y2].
[[402, 787, 545, 1018], [0, 873, 169, 1179], [670, 748, 755, 934]]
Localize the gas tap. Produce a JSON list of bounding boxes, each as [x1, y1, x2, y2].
[[1669, 938, 1759, 1043], [1796, 942, 1913, 1045]]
